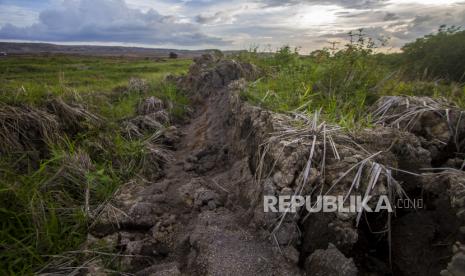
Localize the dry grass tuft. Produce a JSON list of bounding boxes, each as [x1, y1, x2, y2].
[[0, 104, 60, 153], [372, 96, 456, 129], [140, 132, 173, 178], [121, 120, 144, 140], [39, 150, 96, 215], [137, 96, 164, 115], [127, 77, 149, 94], [47, 97, 102, 128]]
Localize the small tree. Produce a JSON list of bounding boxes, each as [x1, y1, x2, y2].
[[169, 52, 178, 59], [401, 25, 465, 82]]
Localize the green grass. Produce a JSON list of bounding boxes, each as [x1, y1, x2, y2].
[[237, 44, 465, 129], [0, 55, 191, 275], [0, 55, 191, 105]]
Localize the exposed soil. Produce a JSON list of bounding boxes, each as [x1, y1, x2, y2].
[[86, 55, 465, 276]]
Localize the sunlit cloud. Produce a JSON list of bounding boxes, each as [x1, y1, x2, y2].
[[388, 0, 464, 5], [0, 0, 464, 51], [292, 5, 339, 28]]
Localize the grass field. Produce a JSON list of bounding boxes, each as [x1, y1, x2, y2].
[[0, 55, 191, 104], [0, 55, 191, 275]]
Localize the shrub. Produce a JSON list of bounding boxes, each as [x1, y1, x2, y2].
[[241, 31, 390, 128], [169, 52, 178, 59], [401, 25, 465, 82]]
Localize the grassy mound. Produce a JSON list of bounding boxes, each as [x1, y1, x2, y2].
[[0, 56, 190, 274]]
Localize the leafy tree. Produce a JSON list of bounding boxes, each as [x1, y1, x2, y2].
[[401, 25, 465, 82]]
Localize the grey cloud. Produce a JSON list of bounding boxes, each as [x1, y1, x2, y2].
[[392, 13, 460, 41], [334, 10, 399, 24], [195, 11, 235, 24], [384, 12, 399, 21], [335, 10, 385, 19], [196, 14, 218, 24], [2, 0, 465, 52], [0, 0, 229, 46], [258, 0, 388, 9], [211, 1, 465, 51], [411, 15, 434, 26], [316, 5, 465, 48]]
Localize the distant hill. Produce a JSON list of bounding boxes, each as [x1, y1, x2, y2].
[[0, 42, 222, 58]]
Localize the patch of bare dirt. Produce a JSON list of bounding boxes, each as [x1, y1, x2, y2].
[[86, 55, 465, 276]]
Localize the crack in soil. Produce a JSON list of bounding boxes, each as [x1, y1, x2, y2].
[[87, 56, 465, 276]]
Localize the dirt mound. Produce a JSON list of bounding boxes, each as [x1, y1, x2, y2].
[[373, 96, 465, 166], [305, 243, 358, 276], [83, 55, 465, 275], [178, 54, 260, 100]]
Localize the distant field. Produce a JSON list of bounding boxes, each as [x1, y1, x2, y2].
[[0, 55, 191, 104]]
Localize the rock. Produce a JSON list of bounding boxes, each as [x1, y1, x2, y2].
[[304, 244, 357, 276], [178, 180, 198, 207], [274, 222, 299, 245], [194, 187, 221, 209], [283, 246, 300, 264], [177, 179, 222, 210], [441, 249, 465, 276]]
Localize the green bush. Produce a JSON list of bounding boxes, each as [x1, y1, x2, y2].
[[401, 25, 465, 82], [240, 28, 465, 128], [240, 31, 389, 128]]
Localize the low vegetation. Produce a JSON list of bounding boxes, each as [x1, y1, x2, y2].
[[238, 27, 465, 129], [0, 55, 191, 274]]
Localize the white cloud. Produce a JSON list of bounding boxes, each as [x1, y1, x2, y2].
[[0, 0, 228, 46], [0, 5, 39, 28], [0, 0, 464, 51]]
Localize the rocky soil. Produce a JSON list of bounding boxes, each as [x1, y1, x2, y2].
[[86, 55, 465, 275]]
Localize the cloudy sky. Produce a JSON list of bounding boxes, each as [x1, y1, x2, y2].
[[0, 0, 464, 52]]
